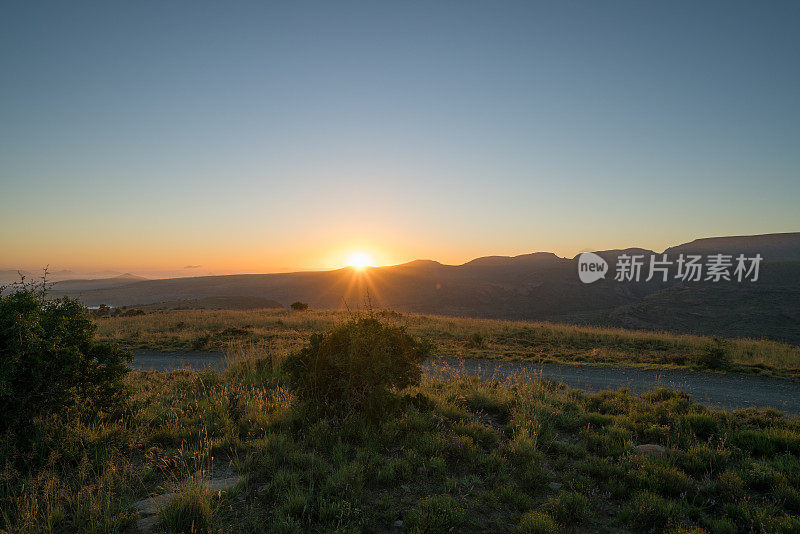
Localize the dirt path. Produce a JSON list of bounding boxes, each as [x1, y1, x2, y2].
[[131, 350, 800, 415]]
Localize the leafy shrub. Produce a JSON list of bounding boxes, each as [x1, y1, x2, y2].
[[467, 332, 485, 348], [0, 282, 130, 434], [192, 333, 212, 350], [283, 317, 430, 413], [406, 495, 466, 533], [91, 304, 112, 317], [289, 301, 308, 311], [697, 337, 732, 370]]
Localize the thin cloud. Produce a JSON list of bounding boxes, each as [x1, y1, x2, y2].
[[184, 265, 201, 269]]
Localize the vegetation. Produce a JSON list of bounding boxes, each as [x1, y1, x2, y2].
[[93, 308, 800, 377], [2, 311, 800, 532], [283, 317, 430, 414], [290, 301, 309, 311], [0, 281, 130, 434]]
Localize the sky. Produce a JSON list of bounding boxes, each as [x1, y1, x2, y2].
[[2, 1, 799, 277]]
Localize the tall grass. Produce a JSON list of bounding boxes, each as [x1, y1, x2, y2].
[[3, 335, 800, 532]]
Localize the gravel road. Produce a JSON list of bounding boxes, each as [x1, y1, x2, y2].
[[132, 350, 800, 415], [132, 350, 226, 371]]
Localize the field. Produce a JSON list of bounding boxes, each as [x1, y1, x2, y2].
[[94, 308, 800, 378], [5, 307, 800, 533], [4, 349, 800, 533]]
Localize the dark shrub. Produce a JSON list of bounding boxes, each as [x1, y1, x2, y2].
[[283, 317, 430, 413], [290, 301, 309, 311], [467, 332, 485, 348], [697, 337, 732, 370], [91, 303, 112, 317], [0, 282, 131, 433]]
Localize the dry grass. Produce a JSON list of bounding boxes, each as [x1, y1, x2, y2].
[[6, 314, 800, 532], [6, 355, 800, 532], [93, 308, 800, 377]]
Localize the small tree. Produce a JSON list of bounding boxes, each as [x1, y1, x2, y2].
[[290, 301, 309, 311], [697, 337, 732, 370], [283, 317, 430, 414], [0, 280, 131, 433]]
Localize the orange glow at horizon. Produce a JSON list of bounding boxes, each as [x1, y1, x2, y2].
[[344, 251, 374, 270]]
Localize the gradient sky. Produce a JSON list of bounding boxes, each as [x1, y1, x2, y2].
[[2, 1, 799, 277]]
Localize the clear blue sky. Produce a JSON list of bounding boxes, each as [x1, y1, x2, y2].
[[2, 1, 799, 275]]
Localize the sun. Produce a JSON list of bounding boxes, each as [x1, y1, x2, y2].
[[345, 251, 374, 269]]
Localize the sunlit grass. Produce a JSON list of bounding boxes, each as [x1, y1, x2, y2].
[[94, 308, 800, 376], [4, 341, 800, 532]]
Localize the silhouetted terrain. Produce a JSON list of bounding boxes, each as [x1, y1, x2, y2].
[[51, 232, 800, 343]]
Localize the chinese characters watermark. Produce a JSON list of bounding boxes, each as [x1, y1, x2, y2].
[[578, 252, 762, 284]]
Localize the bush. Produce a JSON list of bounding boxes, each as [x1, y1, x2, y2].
[[0, 282, 130, 434], [289, 301, 308, 311], [467, 332, 485, 348], [697, 337, 732, 370], [283, 317, 430, 414]]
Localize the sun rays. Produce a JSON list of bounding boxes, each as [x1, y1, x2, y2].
[[345, 251, 374, 269]]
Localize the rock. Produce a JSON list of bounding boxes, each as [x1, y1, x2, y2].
[[208, 476, 241, 493], [134, 515, 158, 533], [393, 519, 403, 528], [132, 493, 175, 516], [548, 482, 563, 491], [634, 444, 666, 455]]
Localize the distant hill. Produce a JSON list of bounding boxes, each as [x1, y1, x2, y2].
[[50, 232, 800, 343], [0, 269, 134, 286], [51, 273, 147, 291]]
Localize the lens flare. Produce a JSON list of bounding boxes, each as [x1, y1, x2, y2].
[[345, 251, 374, 269]]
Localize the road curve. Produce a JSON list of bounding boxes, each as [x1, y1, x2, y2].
[[425, 357, 800, 415], [131, 350, 800, 415]]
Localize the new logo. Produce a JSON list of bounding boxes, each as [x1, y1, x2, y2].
[[578, 252, 608, 284]]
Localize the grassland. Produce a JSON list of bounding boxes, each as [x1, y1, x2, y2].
[[94, 308, 800, 378], [4, 348, 800, 533]]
